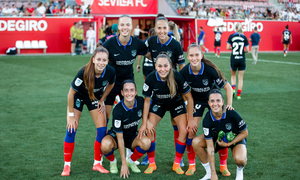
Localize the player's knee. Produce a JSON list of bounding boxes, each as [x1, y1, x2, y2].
[[101, 138, 113, 153], [234, 155, 247, 167], [140, 137, 151, 151], [192, 135, 205, 149]]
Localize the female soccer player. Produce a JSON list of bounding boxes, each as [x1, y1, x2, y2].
[[102, 14, 148, 122], [142, 15, 186, 168], [192, 89, 248, 180], [226, 23, 249, 100], [180, 43, 233, 176], [213, 27, 222, 57], [168, 20, 181, 42], [140, 53, 196, 175], [61, 47, 116, 176], [101, 80, 151, 178], [281, 25, 292, 57]]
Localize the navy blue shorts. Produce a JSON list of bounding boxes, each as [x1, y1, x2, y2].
[[149, 101, 186, 119]]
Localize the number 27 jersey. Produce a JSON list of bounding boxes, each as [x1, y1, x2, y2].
[[227, 32, 249, 61]]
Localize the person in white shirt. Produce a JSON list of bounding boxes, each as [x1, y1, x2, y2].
[[287, 9, 294, 21], [133, 25, 147, 38], [10, 4, 18, 15], [86, 25, 96, 54], [279, 8, 287, 20], [198, 7, 207, 19], [295, 3, 300, 11], [81, 1, 88, 15], [36, 2, 46, 16], [2, 5, 12, 15], [65, 5, 73, 16]]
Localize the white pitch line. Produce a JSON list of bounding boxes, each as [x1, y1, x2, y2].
[[205, 54, 300, 66]]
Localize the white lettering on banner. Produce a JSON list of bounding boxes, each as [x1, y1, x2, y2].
[[0, 20, 47, 31], [98, 0, 147, 7], [222, 22, 263, 32]]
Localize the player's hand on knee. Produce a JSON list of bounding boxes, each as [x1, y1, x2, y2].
[[97, 100, 106, 114], [137, 124, 146, 139]]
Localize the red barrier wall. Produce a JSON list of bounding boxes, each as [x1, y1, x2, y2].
[[196, 19, 300, 51], [0, 17, 95, 54]]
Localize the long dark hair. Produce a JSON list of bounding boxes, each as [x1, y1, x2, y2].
[[83, 46, 109, 100], [187, 44, 227, 83]]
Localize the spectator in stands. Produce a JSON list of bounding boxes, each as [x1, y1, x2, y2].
[[286, 9, 294, 21], [296, 11, 300, 21], [216, 5, 222, 14], [227, 7, 234, 19], [208, 9, 216, 19], [235, 8, 245, 19], [65, 5, 73, 16], [83, 5, 91, 16], [52, 5, 60, 15], [244, 7, 250, 17], [36, 2, 46, 16], [45, 5, 52, 14], [255, 11, 263, 20], [198, 7, 207, 18], [24, 10, 31, 16], [2, 5, 12, 16], [72, 5, 77, 15], [77, 5, 82, 15], [81, 1, 88, 15], [248, 10, 256, 20], [189, 7, 198, 17], [26, 3, 34, 14], [177, 7, 183, 15], [273, 10, 279, 20], [295, 3, 300, 11], [209, 4, 216, 12], [279, 8, 287, 20], [292, 10, 298, 21], [182, 7, 189, 15], [263, 9, 268, 19], [60, 5, 66, 15], [19, 5, 25, 16], [289, 0, 294, 9], [11, 4, 18, 16], [219, 8, 226, 19]]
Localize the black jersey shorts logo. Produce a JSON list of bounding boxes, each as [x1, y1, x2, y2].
[[138, 110, 142, 118], [76, 99, 81, 108], [153, 105, 160, 112], [226, 123, 232, 130], [202, 79, 208, 86], [131, 50, 137, 57]]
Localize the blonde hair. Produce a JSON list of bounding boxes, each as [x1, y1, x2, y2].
[[168, 21, 180, 42], [156, 54, 177, 98], [235, 23, 243, 33]]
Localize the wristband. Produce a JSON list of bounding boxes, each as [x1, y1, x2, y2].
[[69, 112, 75, 117]]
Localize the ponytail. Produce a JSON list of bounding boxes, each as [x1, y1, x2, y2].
[[169, 21, 180, 42]]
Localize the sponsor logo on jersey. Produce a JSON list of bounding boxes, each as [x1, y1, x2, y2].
[[116, 58, 135, 66], [131, 50, 137, 57], [156, 94, 172, 99], [102, 80, 108, 86], [115, 120, 121, 128], [123, 120, 141, 129], [75, 78, 83, 86], [191, 87, 210, 93], [138, 110, 142, 117], [114, 53, 120, 56], [143, 83, 149, 91], [226, 123, 232, 130], [202, 79, 208, 86], [0, 20, 48, 31], [152, 49, 157, 52], [203, 128, 209, 136], [239, 120, 245, 128]]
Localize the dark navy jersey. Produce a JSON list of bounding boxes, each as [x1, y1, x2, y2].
[[227, 32, 249, 61], [112, 96, 144, 139], [142, 70, 190, 107], [203, 109, 247, 140], [180, 62, 226, 103], [214, 31, 222, 43], [282, 30, 291, 42], [102, 35, 148, 86], [71, 65, 116, 100], [145, 35, 185, 69]]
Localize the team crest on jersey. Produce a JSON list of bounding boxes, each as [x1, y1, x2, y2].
[[203, 128, 209, 136], [138, 110, 142, 117], [131, 50, 137, 57], [167, 51, 172, 58], [143, 83, 149, 92], [202, 79, 208, 86], [102, 80, 108, 86], [225, 123, 232, 130], [75, 78, 83, 86], [153, 105, 160, 112], [115, 120, 121, 128], [76, 99, 81, 108]]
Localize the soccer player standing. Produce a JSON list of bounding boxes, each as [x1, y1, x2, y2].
[[61, 47, 116, 176], [180, 44, 233, 176], [140, 54, 195, 175], [281, 25, 292, 57], [226, 23, 249, 100], [193, 89, 248, 180], [213, 27, 222, 57]]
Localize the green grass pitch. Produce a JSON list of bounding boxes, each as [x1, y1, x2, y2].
[[0, 52, 299, 179]]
